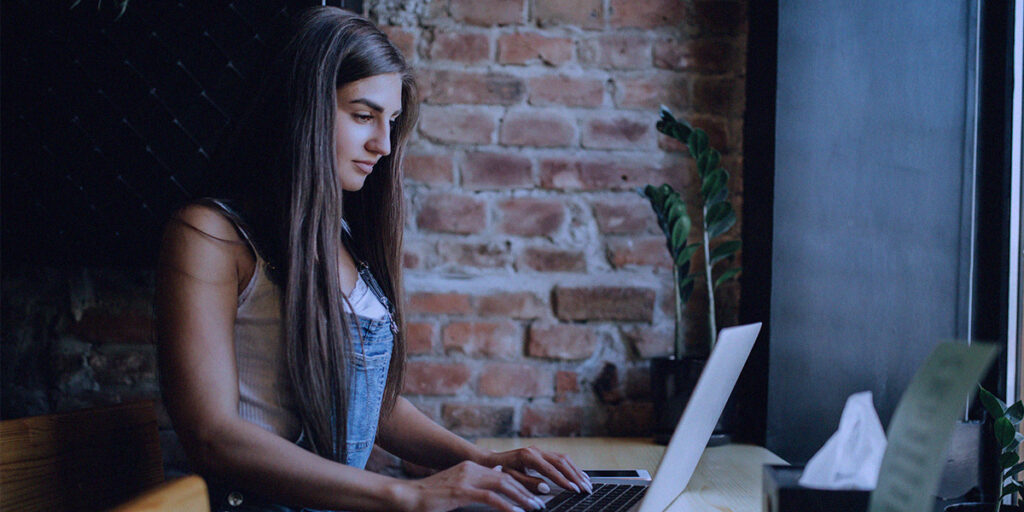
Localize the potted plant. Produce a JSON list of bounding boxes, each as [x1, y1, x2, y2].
[[945, 386, 1024, 512], [641, 107, 742, 444]]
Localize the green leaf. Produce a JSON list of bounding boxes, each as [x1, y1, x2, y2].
[[701, 168, 727, 202], [1007, 461, 1024, 477], [688, 129, 709, 160], [1003, 481, 1023, 497], [996, 417, 1016, 448], [707, 208, 737, 239], [705, 202, 732, 226], [670, 217, 689, 252], [714, 267, 741, 289], [1008, 401, 1024, 424], [710, 240, 742, 267], [1000, 451, 1020, 469], [979, 386, 1008, 419], [656, 106, 692, 144], [667, 203, 690, 242], [706, 184, 729, 206], [675, 243, 701, 267], [698, 149, 722, 179]]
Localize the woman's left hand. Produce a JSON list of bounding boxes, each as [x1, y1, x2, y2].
[[480, 446, 593, 496]]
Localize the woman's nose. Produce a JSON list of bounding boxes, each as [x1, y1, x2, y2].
[[367, 124, 391, 156]]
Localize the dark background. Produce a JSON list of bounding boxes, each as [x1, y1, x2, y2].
[[1, 0, 359, 268]]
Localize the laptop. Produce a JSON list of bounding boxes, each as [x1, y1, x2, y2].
[[459, 322, 762, 512]]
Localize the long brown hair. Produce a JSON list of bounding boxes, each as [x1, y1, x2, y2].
[[210, 7, 417, 461]]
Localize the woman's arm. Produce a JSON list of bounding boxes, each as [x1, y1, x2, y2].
[[157, 205, 541, 512], [377, 397, 593, 495]]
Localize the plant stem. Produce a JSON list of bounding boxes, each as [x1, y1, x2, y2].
[[673, 265, 684, 359], [702, 204, 717, 350]]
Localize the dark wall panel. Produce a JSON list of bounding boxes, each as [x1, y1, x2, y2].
[[768, 0, 971, 462]]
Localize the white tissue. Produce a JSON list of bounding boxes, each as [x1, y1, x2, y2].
[[797, 391, 887, 490]]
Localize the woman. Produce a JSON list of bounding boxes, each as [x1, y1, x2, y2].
[[156, 7, 590, 512]]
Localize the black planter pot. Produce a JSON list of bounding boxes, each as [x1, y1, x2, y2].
[[944, 504, 1024, 512], [650, 355, 738, 445]]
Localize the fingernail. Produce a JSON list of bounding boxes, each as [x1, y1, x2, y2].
[[569, 482, 580, 493], [513, 507, 525, 512], [532, 497, 545, 509], [586, 482, 594, 494], [537, 482, 551, 494], [492, 465, 503, 472]]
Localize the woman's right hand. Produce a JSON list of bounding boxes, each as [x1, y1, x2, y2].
[[392, 460, 545, 512]]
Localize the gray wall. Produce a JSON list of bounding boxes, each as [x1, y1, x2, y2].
[[768, 0, 973, 462]]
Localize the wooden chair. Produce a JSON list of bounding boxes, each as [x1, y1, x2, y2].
[[108, 475, 209, 512], [0, 400, 194, 512]]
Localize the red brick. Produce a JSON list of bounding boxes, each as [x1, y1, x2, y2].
[[581, 114, 653, 150], [71, 308, 154, 345], [379, 26, 417, 62], [578, 34, 651, 70], [437, 241, 513, 269], [528, 74, 605, 108], [554, 286, 656, 322], [475, 292, 548, 319], [479, 363, 553, 397], [416, 193, 487, 234], [403, 362, 472, 395], [521, 405, 583, 436], [621, 325, 674, 358], [518, 247, 586, 272], [451, 0, 525, 26], [497, 33, 573, 65], [539, 157, 686, 191], [609, 0, 686, 28], [694, 0, 747, 35], [497, 198, 566, 236], [405, 152, 454, 184], [424, 70, 526, 105], [407, 292, 474, 315], [654, 38, 742, 73], [555, 370, 580, 402], [418, 105, 496, 144], [606, 237, 672, 269], [403, 250, 421, 269], [442, 321, 521, 358], [499, 110, 575, 147], [429, 32, 491, 63], [592, 196, 655, 234], [606, 402, 654, 436], [612, 74, 688, 110], [442, 404, 515, 437], [528, 323, 598, 360], [534, 0, 603, 29], [692, 76, 745, 117], [406, 321, 434, 355], [462, 151, 533, 189]]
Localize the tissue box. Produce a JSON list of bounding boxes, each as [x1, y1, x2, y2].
[[763, 465, 870, 512]]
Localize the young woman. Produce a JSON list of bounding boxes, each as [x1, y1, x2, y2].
[[155, 7, 590, 512]]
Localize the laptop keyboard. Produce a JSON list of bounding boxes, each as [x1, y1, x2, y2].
[[542, 483, 647, 511]]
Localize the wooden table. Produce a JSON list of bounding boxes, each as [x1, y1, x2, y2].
[[476, 437, 786, 512]]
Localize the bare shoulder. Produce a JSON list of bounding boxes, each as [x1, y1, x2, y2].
[[169, 203, 245, 244]]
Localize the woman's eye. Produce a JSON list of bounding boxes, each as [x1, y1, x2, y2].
[[353, 113, 374, 123]]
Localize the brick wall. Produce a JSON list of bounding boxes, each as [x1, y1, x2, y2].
[[0, 0, 747, 471], [371, 0, 748, 439]]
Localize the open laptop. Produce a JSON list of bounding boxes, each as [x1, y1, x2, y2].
[[461, 322, 761, 512]]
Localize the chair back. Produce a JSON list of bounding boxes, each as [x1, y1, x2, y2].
[[0, 400, 164, 512]]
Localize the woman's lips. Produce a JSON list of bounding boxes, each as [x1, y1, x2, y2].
[[353, 161, 375, 174]]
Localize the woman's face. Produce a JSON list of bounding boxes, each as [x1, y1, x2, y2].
[[334, 72, 403, 192]]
